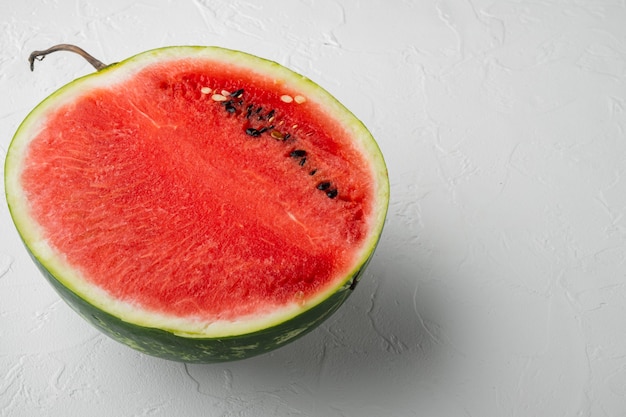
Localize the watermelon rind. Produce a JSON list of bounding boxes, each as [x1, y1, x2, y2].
[[31, 248, 371, 363], [4, 46, 389, 362]]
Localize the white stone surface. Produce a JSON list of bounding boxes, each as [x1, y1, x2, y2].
[[2, 0, 626, 415]]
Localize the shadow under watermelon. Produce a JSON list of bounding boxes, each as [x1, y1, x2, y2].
[[179, 228, 453, 414]]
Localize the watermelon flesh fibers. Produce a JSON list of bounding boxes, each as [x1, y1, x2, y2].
[[5, 46, 389, 361]]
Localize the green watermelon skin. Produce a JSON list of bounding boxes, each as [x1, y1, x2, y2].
[[30, 245, 368, 362]]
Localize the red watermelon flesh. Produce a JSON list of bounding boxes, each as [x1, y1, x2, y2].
[[19, 56, 376, 324]]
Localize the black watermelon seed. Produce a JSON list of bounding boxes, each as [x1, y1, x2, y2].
[[224, 101, 236, 113], [258, 127, 268, 134], [245, 104, 253, 118], [299, 157, 307, 166], [284, 133, 291, 140], [290, 149, 307, 158], [317, 181, 331, 190], [231, 88, 244, 97], [326, 189, 338, 199], [267, 109, 275, 119], [309, 169, 317, 175], [245, 127, 261, 137]]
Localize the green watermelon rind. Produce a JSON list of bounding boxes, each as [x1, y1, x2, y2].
[[30, 245, 369, 363], [4, 46, 389, 362]]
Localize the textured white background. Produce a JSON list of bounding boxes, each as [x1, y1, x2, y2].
[[2, 0, 626, 416]]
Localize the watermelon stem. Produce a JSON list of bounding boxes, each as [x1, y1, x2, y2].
[[28, 44, 108, 72]]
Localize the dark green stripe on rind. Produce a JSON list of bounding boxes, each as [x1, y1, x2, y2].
[[29, 244, 367, 363]]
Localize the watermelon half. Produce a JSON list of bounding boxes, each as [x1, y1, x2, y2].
[[4, 45, 389, 363]]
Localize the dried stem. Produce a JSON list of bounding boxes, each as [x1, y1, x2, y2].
[[29, 44, 108, 72]]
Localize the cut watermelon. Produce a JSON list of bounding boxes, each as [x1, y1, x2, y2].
[[4, 45, 389, 362]]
